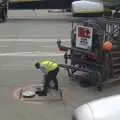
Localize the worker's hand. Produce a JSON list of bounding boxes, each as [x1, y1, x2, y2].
[[40, 67, 48, 74]]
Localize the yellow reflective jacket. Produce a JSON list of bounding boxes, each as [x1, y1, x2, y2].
[[40, 60, 58, 72]]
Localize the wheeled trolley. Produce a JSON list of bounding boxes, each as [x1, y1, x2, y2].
[[57, 16, 120, 91]]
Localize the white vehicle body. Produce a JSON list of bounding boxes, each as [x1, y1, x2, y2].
[[72, 0, 104, 14], [73, 94, 120, 120]]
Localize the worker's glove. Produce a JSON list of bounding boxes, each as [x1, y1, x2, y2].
[[40, 66, 48, 74]]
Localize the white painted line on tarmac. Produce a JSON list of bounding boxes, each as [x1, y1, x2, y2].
[[0, 51, 64, 57], [0, 45, 8, 48], [0, 38, 70, 42]]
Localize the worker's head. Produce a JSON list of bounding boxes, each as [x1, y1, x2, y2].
[[35, 62, 40, 69]]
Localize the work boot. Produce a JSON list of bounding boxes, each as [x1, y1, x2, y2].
[[35, 91, 47, 96]]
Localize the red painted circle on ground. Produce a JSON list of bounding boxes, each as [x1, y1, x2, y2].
[[13, 84, 63, 105]]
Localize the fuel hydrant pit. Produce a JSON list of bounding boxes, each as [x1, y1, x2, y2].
[[14, 84, 63, 104]]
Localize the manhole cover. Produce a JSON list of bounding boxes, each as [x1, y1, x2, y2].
[[14, 84, 63, 104], [22, 90, 36, 98]]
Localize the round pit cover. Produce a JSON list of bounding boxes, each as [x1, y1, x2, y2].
[[22, 90, 36, 98]]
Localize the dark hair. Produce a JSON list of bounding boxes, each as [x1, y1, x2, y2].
[[35, 62, 40, 69]]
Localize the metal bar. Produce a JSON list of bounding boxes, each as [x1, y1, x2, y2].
[[59, 64, 103, 72]]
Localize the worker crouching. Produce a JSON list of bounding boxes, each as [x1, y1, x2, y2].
[[35, 60, 59, 96]]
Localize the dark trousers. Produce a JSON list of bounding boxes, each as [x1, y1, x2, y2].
[[43, 67, 59, 95]]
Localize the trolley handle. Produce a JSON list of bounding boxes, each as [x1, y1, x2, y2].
[[58, 64, 103, 73], [59, 64, 86, 71]]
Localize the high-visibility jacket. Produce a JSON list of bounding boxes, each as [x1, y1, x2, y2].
[[40, 60, 58, 72]]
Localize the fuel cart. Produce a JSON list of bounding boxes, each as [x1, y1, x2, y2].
[[57, 17, 120, 91]]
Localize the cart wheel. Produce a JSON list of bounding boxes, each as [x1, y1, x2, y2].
[[97, 86, 103, 92]]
